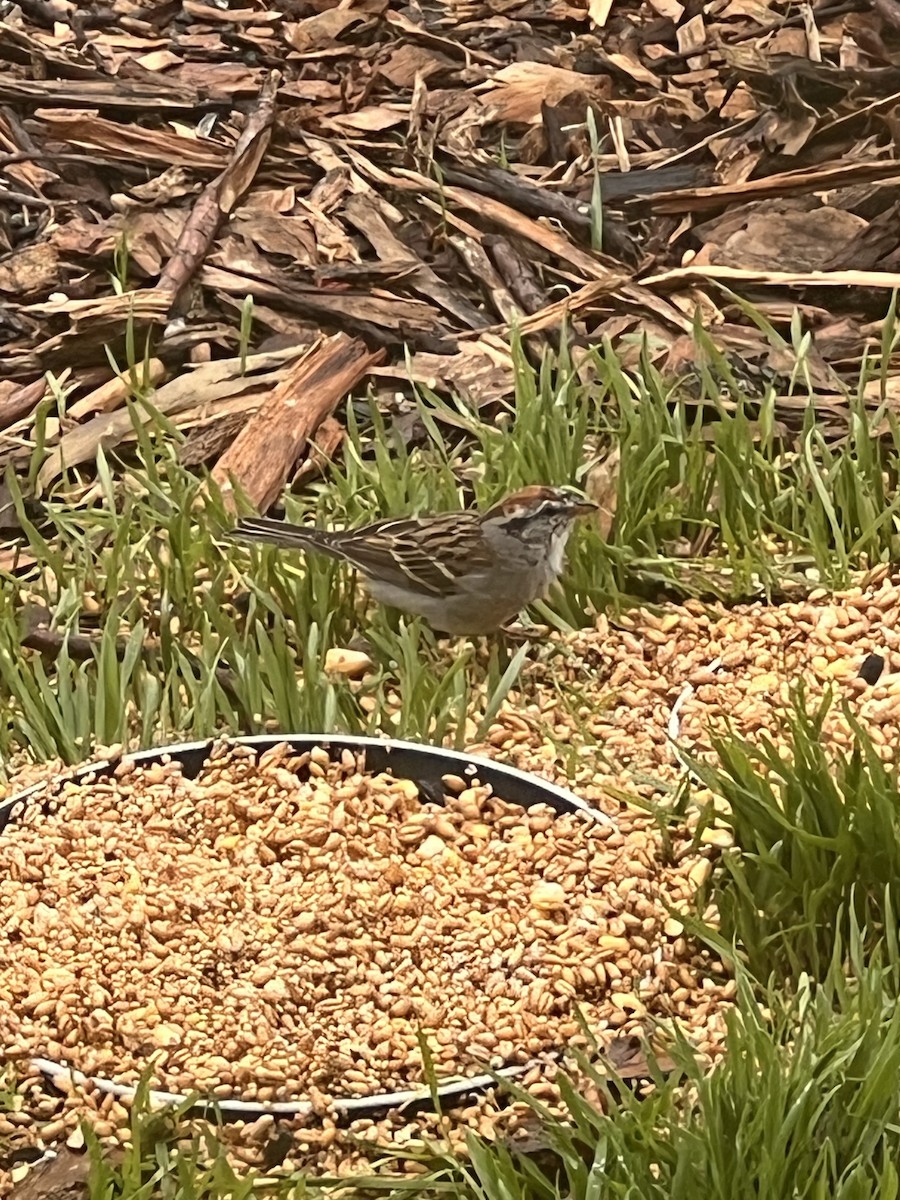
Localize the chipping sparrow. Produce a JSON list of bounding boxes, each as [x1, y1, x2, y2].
[[230, 485, 596, 635]]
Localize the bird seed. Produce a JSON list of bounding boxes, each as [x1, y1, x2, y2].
[[0, 741, 723, 1105]]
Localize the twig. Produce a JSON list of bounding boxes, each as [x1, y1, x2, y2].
[[21, 609, 249, 720], [156, 71, 280, 308]]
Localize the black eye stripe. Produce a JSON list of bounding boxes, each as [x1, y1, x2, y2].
[[501, 504, 570, 532]]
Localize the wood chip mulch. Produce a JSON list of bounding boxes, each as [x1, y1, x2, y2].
[[1, 0, 899, 520]]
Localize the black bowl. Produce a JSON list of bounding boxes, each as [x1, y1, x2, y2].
[[3, 734, 613, 1117]]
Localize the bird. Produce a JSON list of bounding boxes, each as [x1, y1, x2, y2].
[[229, 484, 597, 635]]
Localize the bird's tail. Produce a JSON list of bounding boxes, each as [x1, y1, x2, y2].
[[229, 516, 333, 554]]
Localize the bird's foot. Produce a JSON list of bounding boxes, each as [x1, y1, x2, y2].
[[498, 617, 546, 643]]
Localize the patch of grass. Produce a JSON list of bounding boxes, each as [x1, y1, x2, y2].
[[590, 332, 900, 603], [687, 689, 900, 985], [4, 312, 900, 768], [83, 1082, 261, 1200]]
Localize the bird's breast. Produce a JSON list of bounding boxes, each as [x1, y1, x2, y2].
[[546, 527, 572, 577]]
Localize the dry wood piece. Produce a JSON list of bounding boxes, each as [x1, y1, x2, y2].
[[211, 333, 385, 513], [450, 235, 523, 326], [291, 414, 345, 487], [156, 71, 280, 307], [0, 741, 730, 1106], [67, 359, 167, 421], [642, 266, 900, 291], [634, 160, 900, 216], [36, 347, 305, 490], [6, 1149, 93, 1200], [487, 236, 551, 315], [0, 379, 48, 432]]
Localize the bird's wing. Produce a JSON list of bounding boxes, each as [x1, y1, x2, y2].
[[231, 512, 494, 597], [337, 512, 493, 597]]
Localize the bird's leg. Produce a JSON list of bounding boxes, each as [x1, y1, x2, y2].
[[499, 610, 543, 642], [497, 625, 534, 644]]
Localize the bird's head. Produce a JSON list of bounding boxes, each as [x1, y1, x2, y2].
[[483, 486, 597, 575], [486, 485, 597, 528]]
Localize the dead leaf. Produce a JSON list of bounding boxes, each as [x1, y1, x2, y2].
[[479, 63, 611, 124], [586, 447, 620, 540]]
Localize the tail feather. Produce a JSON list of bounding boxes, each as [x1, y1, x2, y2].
[[229, 516, 332, 553]]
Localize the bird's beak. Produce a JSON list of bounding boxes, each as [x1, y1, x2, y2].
[[571, 498, 598, 515]]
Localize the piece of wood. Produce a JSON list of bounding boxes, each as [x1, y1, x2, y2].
[[0, 377, 47, 430], [438, 162, 593, 235], [642, 265, 900, 290], [35, 346, 305, 490], [633, 159, 900, 215], [8, 1149, 92, 1200], [486, 235, 550, 315], [157, 70, 280, 306], [211, 332, 384, 513], [449, 235, 523, 326], [292, 414, 346, 486], [68, 358, 167, 420]]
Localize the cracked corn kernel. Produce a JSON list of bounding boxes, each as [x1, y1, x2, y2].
[[0, 741, 723, 1106]]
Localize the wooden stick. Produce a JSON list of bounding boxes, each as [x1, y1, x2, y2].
[[156, 70, 279, 307], [211, 333, 384, 513]]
